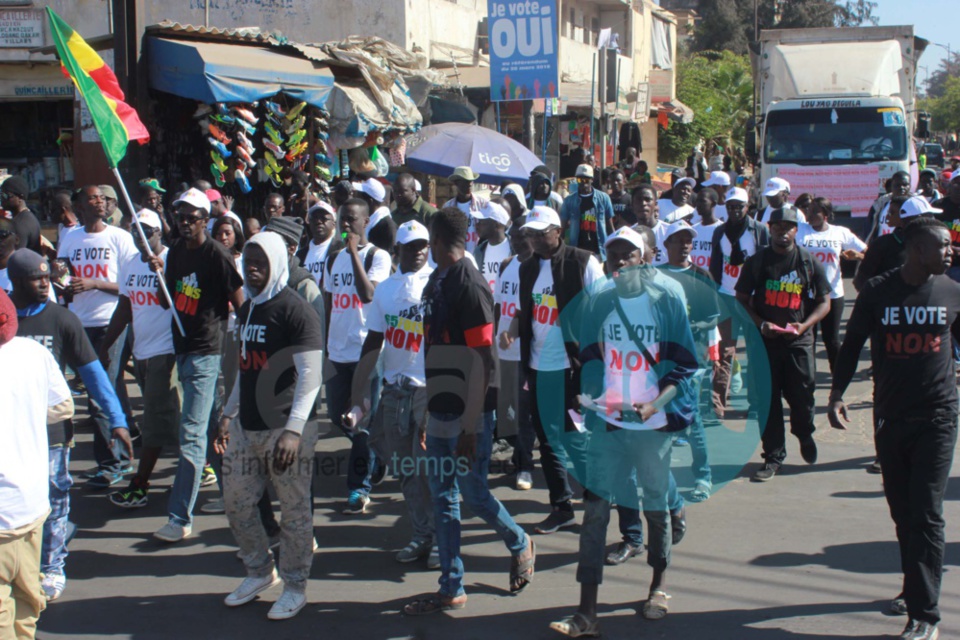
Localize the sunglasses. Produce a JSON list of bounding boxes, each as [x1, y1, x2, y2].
[[178, 213, 205, 224]]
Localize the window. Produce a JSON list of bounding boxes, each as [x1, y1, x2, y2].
[[763, 107, 908, 164]]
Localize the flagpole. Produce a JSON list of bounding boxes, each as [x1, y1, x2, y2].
[[111, 167, 186, 337]]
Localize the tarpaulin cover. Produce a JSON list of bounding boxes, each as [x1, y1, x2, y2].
[[147, 37, 334, 107]]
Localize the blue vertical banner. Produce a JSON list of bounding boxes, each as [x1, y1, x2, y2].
[[488, 0, 558, 102]]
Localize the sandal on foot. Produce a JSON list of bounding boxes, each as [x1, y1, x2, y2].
[[549, 612, 601, 638], [402, 593, 466, 616], [510, 535, 536, 593], [642, 590, 670, 620]]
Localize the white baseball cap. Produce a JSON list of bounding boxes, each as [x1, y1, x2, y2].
[[136, 208, 163, 231], [365, 206, 391, 240], [899, 196, 942, 219], [762, 177, 791, 197], [702, 171, 731, 188], [173, 187, 211, 214], [307, 201, 336, 218], [501, 184, 528, 212], [664, 219, 698, 240], [360, 178, 386, 203], [396, 220, 430, 244], [474, 201, 511, 226], [576, 164, 595, 178], [521, 205, 561, 230], [414, 179, 422, 192], [604, 226, 646, 252], [674, 177, 696, 190], [726, 187, 749, 203]]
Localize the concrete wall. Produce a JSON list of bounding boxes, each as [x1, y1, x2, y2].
[[0, 0, 110, 63], [136, 0, 409, 48]]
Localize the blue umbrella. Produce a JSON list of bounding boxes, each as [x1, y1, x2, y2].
[[405, 123, 545, 186]]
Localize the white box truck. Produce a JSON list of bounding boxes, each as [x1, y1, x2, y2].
[[748, 26, 927, 235]]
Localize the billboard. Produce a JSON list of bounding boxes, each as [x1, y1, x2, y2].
[[488, 0, 558, 102]]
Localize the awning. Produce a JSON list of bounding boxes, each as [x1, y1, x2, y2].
[[146, 37, 334, 108], [655, 99, 694, 124]]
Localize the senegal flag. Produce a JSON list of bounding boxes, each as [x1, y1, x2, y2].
[[46, 7, 149, 168]]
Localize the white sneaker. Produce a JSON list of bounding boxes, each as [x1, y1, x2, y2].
[[312, 537, 319, 553], [41, 573, 66, 601], [153, 521, 191, 543], [516, 471, 533, 491], [224, 570, 281, 607], [267, 587, 307, 620], [201, 498, 225, 514]]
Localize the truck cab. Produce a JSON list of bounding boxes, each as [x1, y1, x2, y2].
[[751, 27, 926, 238]]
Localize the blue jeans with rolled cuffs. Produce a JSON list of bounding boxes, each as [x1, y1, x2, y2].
[[41, 446, 73, 576], [426, 412, 528, 598]]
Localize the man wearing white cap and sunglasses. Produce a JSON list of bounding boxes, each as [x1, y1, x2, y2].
[[657, 177, 696, 225], [345, 220, 437, 568], [508, 205, 603, 534], [550, 225, 698, 635], [149, 187, 245, 542], [756, 177, 806, 225]]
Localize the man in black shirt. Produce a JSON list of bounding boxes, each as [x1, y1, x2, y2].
[[402, 208, 534, 615], [934, 172, 960, 283], [1, 176, 41, 254], [9, 248, 132, 601], [735, 207, 830, 481], [215, 231, 323, 621], [607, 169, 634, 229], [829, 217, 960, 640], [149, 187, 244, 543], [855, 195, 909, 292]]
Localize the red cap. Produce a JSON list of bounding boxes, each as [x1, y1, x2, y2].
[[205, 189, 222, 203]]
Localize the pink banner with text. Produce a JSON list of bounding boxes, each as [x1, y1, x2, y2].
[[775, 165, 880, 217]]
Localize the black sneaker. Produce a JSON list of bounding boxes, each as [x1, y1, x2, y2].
[[800, 437, 818, 464], [900, 619, 939, 640], [671, 507, 687, 545], [370, 463, 387, 487], [605, 541, 643, 565], [867, 459, 882, 474], [752, 462, 781, 482], [534, 509, 576, 534]]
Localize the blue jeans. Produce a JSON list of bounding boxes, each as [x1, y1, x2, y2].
[[167, 354, 221, 527], [41, 446, 72, 576], [616, 469, 683, 544], [426, 412, 528, 598], [84, 326, 131, 474], [687, 374, 712, 485], [580, 429, 674, 584], [327, 360, 381, 495]]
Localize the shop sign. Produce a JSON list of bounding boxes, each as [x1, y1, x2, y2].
[[488, 0, 558, 102], [649, 69, 672, 103], [0, 9, 43, 48]]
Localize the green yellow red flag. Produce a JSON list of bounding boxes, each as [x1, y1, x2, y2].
[[45, 7, 149, 168]]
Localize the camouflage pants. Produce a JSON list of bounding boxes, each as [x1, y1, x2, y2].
[[223, 421, 318, 592]]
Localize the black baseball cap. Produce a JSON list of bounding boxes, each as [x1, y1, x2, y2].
[[767, 206, 800, 225]]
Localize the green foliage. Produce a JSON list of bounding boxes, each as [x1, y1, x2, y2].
[[658, 52, 754, 165], [921, 77, 960, 133], [692, 0, 877, 55]]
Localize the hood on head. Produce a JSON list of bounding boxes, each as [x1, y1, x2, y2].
[[243, 231, 289, 305]]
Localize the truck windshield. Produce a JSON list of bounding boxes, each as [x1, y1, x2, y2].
[[763, 107, 907, 164]]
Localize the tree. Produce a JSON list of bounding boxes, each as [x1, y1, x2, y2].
[[926, 53, 960, 100], [692, 0, 878, 54], [922, 77, 960, 134], [658, 51, 754, 165]]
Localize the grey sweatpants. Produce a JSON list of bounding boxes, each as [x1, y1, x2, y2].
[[223, 421, 318, 592]]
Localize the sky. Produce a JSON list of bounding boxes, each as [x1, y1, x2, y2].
[[872, 0, 952, 91]]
